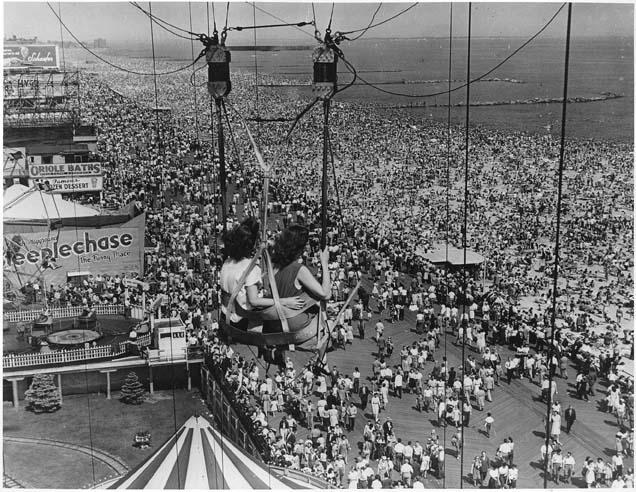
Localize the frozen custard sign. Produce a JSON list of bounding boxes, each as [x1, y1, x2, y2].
[[3, 215, 145, 286]]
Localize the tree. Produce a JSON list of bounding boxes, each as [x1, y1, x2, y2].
[[120, 371, 146, 405], [24, 374, 61, 413]]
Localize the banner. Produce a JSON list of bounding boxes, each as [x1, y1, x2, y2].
[[4, 44, 59, 69], [4, 72, 68, 100], [28, 162, 102, 179], [29, 176, 104, 193], [3, 214, 145, 290]]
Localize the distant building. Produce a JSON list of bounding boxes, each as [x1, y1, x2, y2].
[[46, 40, 79, 48], [93, 38, 108, 49], [3, 123, 100, 193], [4, 35, 38, 44]]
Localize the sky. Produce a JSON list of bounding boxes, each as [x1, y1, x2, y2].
[[3, 1, 634, 46]]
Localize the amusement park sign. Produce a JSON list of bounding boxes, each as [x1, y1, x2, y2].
[[28, 162, 102, 178], [29, 176, 104, 193], [4, 72, 70, 100], [4, 44, 59, 69], [3, 214, 145, 290]]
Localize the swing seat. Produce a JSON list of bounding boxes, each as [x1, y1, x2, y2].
[[221, 306, 323, 348], [220, 237, 334, 350], [221, 288, 324, 348]]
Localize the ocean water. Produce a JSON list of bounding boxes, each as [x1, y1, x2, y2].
[[116, 36, 634, 142]]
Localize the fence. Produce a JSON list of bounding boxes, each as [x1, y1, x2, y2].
[[3, 304, 128, 323], [200, 363, 331, 488], [3, 334, 152, 369], [200, 365, 262, 460]]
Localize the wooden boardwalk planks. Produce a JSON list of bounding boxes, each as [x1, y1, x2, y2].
[[228, 275, 633, 488]]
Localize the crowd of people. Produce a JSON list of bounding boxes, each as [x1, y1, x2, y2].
[[5, 48, 633, 487]]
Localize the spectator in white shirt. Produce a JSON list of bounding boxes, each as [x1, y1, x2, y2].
[[563, 452, 576, 484], [370, 475, 383, 489], [400, 461, 414, 486], [508, 464, 519, 489]]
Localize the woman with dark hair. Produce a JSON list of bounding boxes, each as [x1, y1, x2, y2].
[[263, 225, 331, 333], [220, 217, 303, 330]]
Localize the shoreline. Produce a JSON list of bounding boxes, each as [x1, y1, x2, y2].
[[68, 47, 633, 146]]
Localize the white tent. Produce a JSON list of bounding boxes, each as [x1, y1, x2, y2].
[[111, 415, 326, 489], [3, 184, 99, 221], [416, 245, 485, 266]]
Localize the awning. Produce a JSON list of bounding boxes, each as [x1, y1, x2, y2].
[[3, 184, 99, 221], [111, 415, 323, 489]]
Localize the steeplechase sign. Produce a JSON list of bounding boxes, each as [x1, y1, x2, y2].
[[4, 44, 59, 69], [3, 214, 145, 288]]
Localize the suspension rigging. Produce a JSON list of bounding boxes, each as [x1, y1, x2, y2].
[[543, 3, 573, 489], [203, 29, 231, 232]]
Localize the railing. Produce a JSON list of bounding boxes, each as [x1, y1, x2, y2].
[[200, 365, 263, 461], [200, 363, 332, 487], [3, 304, 129, 323], [3, 334, 152, 369], [268, 465, 331, 489]]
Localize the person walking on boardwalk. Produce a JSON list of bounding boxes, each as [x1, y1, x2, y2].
[[550, 410, 563, 445], [371, 392, 381, 422], [438, 398, 447, 427], [564, 404, 576, 434], [359, 384, 370, 410], [484, 371, 495, 402], [550, 448, 563, 483], [484, 412, 494, 438], [508, 464, 519, 488], [463, 399, 473, 427], [478, 450, 490, 486], [563, 451, 576, 484], [470, 455, 482, 486], [346, 402, 357, 432]]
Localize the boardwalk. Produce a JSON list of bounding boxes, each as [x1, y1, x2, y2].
[[231, 275, 633, 489]]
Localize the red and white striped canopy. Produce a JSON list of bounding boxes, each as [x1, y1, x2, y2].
[[111, 415, 323, 489]]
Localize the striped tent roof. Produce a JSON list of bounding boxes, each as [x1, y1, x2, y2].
[[111, 415, 323, 489]]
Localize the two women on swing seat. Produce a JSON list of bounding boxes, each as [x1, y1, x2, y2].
[[219, 217, 332, 334]]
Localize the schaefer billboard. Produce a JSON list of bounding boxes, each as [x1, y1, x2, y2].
[[4, 44, 59, 69], [29, 162, 102, 179], [3, 214, 145, 290], [29, 176, 104, 193]]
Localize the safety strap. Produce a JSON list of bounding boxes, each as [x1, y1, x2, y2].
[[263, 250, 290, 333], [225, 242, 265, 320], [223, 99, 272, 242], [224, 100, 269, 173]]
